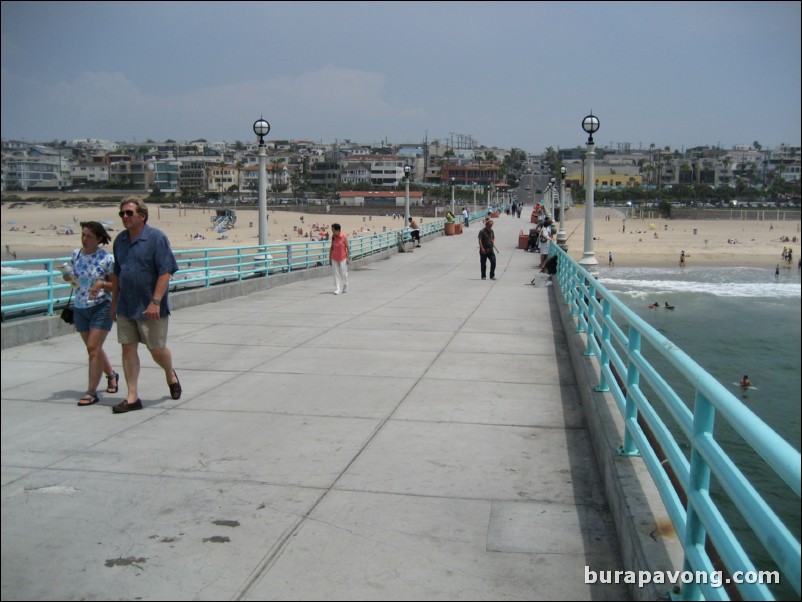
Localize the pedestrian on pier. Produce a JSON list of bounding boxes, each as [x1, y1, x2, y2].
[[111, 198, 181, 413], [478, 219, 496, 280], [69, 221, 119, 407], [329, 223, 349, 295]]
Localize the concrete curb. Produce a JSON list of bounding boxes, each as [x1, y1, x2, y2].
[[554, 280, 683, 601]]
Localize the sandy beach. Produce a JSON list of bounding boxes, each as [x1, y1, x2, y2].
[[558, 206, 800, 269], [1, 201, 413, 261], [1, 199, 800, 269]]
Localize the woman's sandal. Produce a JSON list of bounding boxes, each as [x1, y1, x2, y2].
[[78, 391, 99, 406], [106, 371, 119, 394]]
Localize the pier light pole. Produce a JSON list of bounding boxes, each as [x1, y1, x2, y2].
[[404, 165, 411, 225], [451, 177, 456, 215], [542, 181, 552, 218], [557, 166, 567, 249], [253, 117, 270, 247], [472, 181, 477, 213], [579, 112, 599, 273]]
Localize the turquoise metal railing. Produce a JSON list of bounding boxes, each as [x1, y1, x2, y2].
[[1, 211, 489, 320], [551, 244, 800, 601]]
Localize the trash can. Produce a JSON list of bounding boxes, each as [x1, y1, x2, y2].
[[445, 222, 455, 236]]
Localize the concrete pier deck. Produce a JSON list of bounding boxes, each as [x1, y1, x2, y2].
[[1, 212, 630, 600]]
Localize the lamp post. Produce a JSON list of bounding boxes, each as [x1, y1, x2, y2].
[[472, 181, 477, 214], [579, 113, 599, 273], [542, 182, 551, 218], [451, 177, 456, 215], [557, 165, 567, 249], [403, 165, 411, 225], [253, 117, 270, 247]]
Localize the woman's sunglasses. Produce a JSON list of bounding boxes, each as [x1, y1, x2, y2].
[[118, 210, 137, 218]]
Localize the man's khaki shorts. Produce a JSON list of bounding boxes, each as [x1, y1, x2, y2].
[[116, 315, 170, 350]]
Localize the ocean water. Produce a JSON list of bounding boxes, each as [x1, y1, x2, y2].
[[597, 264, 801, 597], [598, 264, 801, 450]]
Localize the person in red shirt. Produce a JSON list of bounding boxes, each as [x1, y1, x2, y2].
[[329, 223, 350, 295]]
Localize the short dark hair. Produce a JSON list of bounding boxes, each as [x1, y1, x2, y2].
[[79, 221, 111, 245], [332, 223, 341, 231]]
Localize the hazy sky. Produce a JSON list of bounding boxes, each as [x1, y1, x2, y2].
[[2, 1, 800, 153]]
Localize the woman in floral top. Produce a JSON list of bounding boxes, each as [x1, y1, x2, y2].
[[67, 221, 119, 406]]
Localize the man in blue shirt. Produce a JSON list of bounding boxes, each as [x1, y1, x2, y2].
[[110, 198, 181, 413]]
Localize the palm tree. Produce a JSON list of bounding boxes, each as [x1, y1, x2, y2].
[[235, 160, 244, 208], [271, 158, 283, 195], [721, 156, 732, 186], [643, 164, 653, 186], [680, 162, 693, 185], [218, 160, 226, 204]]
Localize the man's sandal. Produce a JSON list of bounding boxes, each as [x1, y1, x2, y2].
[[106, 372, 119, 394], [78, 391, 99, 406]]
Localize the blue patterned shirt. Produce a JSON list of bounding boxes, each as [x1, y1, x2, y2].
[[113, 224, 178, 319], [70, 248, 115, 309]]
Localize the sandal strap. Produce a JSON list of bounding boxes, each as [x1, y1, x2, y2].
[[78, 391, 99, 405]]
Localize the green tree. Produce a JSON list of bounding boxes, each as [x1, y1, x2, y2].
[[679, 162, 693, 184], [218, 160, 226, 201], [235, 160, 244, 206]]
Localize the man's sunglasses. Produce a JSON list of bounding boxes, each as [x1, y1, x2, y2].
[[118, 210, 137, 218]]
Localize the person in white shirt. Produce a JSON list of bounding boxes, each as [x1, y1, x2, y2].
[[538, 219, 553, 269]]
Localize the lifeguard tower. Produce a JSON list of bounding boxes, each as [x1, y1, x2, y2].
[[210, 208, 237, 230]]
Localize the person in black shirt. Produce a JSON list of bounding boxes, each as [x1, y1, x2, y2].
[[478, 219, 496, 280]]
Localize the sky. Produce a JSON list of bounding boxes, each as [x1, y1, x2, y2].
[[1, 1, 800, 153]]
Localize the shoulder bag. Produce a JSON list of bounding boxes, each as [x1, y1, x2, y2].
[[60, 250, 80, 324], [60, 289, 75, 324]]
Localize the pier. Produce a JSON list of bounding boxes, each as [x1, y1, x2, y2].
[[2, 212, 797, 600]]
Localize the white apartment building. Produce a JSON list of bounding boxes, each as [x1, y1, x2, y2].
[[71, 163, 109, 186]]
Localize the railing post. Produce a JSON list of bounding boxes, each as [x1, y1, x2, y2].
[[583, 278, 596, 355], [618, 328, 641, 456], [204, 251, 212, 287], [680, 392, 715, 601], [596, 299, 612, 392]]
